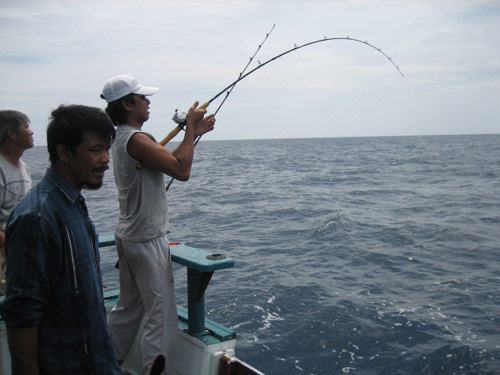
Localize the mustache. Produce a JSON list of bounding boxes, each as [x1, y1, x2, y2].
[[92, 165, 109, 173]]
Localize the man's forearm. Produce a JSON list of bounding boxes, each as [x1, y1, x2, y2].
[[171, 121, 196, 177], [7, 326, 39, 375]]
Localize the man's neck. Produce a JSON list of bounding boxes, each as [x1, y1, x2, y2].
[[126, 122, 143, 129], [0, 144, 24, 167], [126, 114, 145, 129], [50, 165, 82, 193]]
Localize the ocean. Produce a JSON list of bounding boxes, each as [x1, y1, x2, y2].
[[23, 134, 500, 375]]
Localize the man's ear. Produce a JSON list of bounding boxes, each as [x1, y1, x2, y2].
[[6, 128, 17, 141], [122, 98, 134, 111], [56, 144, 70, 163]]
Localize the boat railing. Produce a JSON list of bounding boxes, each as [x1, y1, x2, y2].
[[99, 234, 236, 341], [0, 235, 267, 375]]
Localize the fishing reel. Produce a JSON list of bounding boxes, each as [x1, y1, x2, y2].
[[172, 108, 187, 127]]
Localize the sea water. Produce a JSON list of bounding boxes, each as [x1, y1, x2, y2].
[[23, 134, 500, 375]]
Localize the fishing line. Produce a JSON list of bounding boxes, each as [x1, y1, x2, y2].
[[166, 35, 404, 191]]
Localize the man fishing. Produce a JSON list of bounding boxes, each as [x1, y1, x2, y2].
[[101, 74, 215, 375]]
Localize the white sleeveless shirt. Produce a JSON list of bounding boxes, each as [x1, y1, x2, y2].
[[112, 125, 168, 241]]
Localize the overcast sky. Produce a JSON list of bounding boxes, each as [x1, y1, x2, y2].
[[1, 0, 499, 145]]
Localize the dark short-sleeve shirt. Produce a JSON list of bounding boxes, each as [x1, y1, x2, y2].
[[0, 169, 121, 375]]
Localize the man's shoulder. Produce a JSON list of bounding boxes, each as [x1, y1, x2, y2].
[[19, 158, 29, 170], [6, 181, 68, 239], [115, 125, 155, 141], [12, 177, 60, 216], [0, 156, 10, 179], [0, 156, 30, 181], [113, 127, 157, 163], [128, 131, 156, 145]]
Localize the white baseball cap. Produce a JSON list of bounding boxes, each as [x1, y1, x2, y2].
[[100, 74, 159, 103]]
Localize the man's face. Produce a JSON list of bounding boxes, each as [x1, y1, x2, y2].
[[65, 133, 110, 190], [128, 94, 151, 124], [14, 121, 34, 149]]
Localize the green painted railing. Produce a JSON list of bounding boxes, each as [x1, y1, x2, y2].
[[99, 235, 235, 340]]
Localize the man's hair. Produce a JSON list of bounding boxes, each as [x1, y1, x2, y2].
[[0, 110, 30, 145], [105, 93, 136, 125], [47, 104, 116, 164]]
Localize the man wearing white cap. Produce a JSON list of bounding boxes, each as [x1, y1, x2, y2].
[[101, 74, 215, 375]]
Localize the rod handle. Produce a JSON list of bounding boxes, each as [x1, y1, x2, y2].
[[159, 124, 183, 146], [199, 101, 210, 109]]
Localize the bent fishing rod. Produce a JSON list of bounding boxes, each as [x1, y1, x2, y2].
[[167, 36, 403, 144], [163, 25, 276, 189], [204, 36, 403, 108], [165, 35, 404, 190]]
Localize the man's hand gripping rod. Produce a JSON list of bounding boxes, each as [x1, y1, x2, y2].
[[160, 102, 209, 146]]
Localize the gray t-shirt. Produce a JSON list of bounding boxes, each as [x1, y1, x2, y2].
[[112, 125, 169, 241], [0, 156, 32, 231]]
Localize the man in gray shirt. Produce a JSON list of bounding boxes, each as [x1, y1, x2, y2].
[[0, 110, 34, 295]]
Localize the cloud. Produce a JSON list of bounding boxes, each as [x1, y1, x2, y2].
[[0, 0, 499, 143]]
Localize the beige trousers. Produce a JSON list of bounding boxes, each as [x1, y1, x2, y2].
[[108, 235, 178, 375]]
